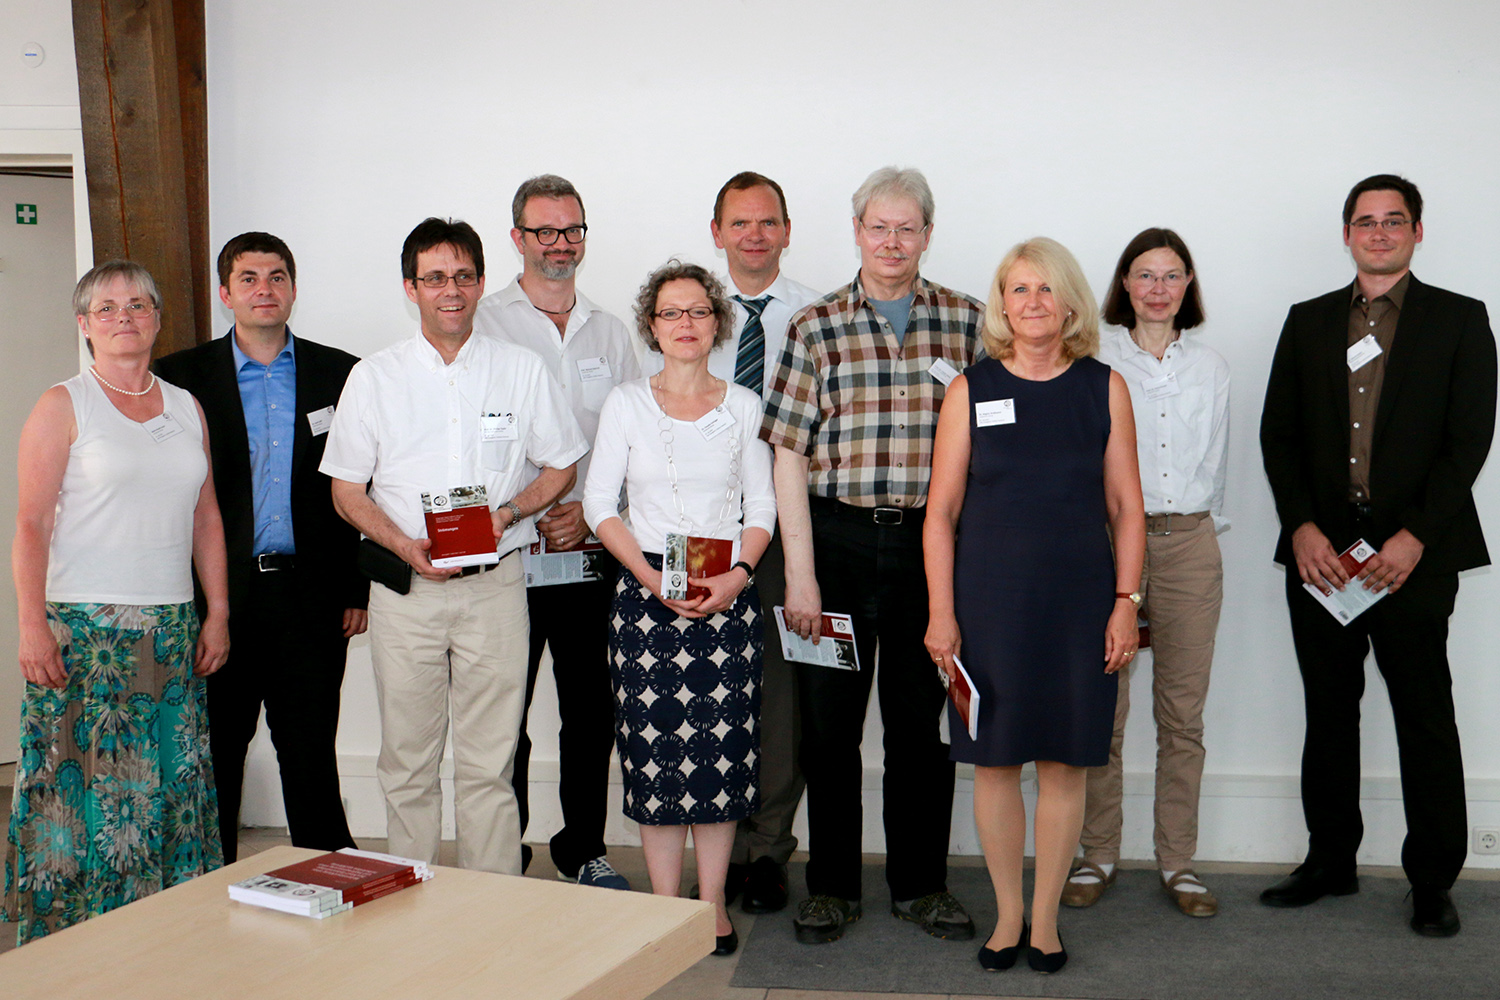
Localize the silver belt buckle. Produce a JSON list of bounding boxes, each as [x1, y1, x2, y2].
[[872, 507, 903, 526], [255, 553, 283, 572]]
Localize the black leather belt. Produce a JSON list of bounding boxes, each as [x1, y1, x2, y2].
[[253, 553, 297, 572], [810, 495, 925, 527]]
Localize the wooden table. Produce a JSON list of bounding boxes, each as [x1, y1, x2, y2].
[[2, 846, 714, 999]]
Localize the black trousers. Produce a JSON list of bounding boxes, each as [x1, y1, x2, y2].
[[799, 499, 954, 902], [208, 567, 356, 863], [514, 558, 618, 877], [1284, 566, 1468, 888]]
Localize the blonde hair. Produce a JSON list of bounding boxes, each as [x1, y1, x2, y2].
[[982, 237, 1099, 361]]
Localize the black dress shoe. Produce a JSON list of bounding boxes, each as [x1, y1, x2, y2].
[[1260, 863, 1359, 908], [1410, 887, 1461, 937], [1027, 931, 1067, 974], [742, 857, 789, 914], [713, 919, 739, 956], [978, 921, 1028, 971]]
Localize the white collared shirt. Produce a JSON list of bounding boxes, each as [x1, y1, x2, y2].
[[473, 277, 641, 503], [643, 271, 821, 396], [320, 331, 589, 554], [1097, 326, 1231, 530]]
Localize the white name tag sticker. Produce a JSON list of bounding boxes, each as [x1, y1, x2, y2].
[[1142, 371, 1182, 401], [306, 405, 335, 436], [576, 357, 613, 382], [144, 411, 186, 443], [696, 405, 736, 441], [1347, 334, 1383, 372], [481, 413, 520, 441], [974, 398, 1015, 427], [928, 358, 960, 386]]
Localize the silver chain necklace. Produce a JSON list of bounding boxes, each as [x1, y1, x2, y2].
[[650, 375, 740, 535], [90, 366, 157, 397]]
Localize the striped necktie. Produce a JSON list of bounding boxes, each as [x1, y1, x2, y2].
[[733, 295, 771, 395]]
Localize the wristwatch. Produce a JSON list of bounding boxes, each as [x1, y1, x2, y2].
[[732, 560, 756, 584], [503, 499, 524, 525], [1116, 591, 1142, 607]]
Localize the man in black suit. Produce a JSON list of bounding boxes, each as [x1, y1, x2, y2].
[[1259, 175, 1496, 937], [156, 232, 368, 862]]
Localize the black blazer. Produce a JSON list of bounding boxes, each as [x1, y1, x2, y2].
[[156, 333, 369, 613], [1260, 274, 1497, 577]]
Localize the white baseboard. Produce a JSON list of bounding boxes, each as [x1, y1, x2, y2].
[[237, 754, 1500, 869]]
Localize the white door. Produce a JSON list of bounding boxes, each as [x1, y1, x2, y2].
[[0, 169, 79, 763]]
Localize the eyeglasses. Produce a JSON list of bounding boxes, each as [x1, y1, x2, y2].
[[860, 221, 929, 244], [415, 271, 480, 288], [1351, 218, 1412, 231], [519, 225, 587, 246], [654, 306, 714, 321], [90, 302, 156, 320], [1129, 270, 1189, 288]]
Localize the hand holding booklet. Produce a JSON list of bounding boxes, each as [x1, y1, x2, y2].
[[941, 655, 980, 742], [1302, 538, 1386, 625], [774, 606, 860, 671]]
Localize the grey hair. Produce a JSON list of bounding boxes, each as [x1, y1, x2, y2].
[[511, 174, 585, 227], [851, 166, 935, 228], [73, 260, 162, 317]]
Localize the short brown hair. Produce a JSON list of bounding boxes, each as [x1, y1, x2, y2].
[[401, 218, 484, 280], [633, 260, 734, 355], [1343, 174, 1423, 225], [217, 232, 296, 287], [713, 172, 789, 225], [1100, 228, 1204, 331], [512, 175, 585, 228]]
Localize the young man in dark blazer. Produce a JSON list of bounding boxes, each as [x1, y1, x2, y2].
[[156, 232, 368, 862], [1259, 175, 1496, 937]]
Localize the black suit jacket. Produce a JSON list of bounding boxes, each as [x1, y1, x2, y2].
[[1260, 274, 1497, 578], [156, 332, 369, 614]]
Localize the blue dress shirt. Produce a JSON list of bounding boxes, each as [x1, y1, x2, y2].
[[231, 330, 298, 555]]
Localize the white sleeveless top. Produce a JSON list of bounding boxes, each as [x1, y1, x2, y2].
[[46, 372, 207, 605]]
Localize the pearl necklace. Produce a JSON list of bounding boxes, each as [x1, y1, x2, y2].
[[90, 366, 157, 397]]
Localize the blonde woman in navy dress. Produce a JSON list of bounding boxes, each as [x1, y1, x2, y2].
[[924, 238, 1145, 974], [584, 261, 775, 956]]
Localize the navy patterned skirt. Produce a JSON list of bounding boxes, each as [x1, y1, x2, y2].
[[609, 555, 761, 826]]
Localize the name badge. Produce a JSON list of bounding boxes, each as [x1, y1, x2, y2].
[[974, 398, 1015, 427], [928, 358, 960, 386], [306, 405, 335, 436], [576, 357, 613, 382], [144, 411, 185, 443], [696, 405, 736, 441], [1347, 334, 1383, 372], [481, 413, 519, 441], [1142, 371, 1182, 401]]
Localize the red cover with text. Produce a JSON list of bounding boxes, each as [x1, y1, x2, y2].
[[423, 485, 499, 568], [685, 536, 733, 601]]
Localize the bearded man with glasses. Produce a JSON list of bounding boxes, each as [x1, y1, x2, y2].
[[1260, 174, 1496, 937], [322, 217, 587, 874]]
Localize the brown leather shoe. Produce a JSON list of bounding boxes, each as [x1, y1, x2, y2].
[[1163, 870, 1218, 917], [1060, 860, 1115, 908]]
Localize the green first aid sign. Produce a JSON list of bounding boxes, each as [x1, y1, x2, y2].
[[16, 204, 38, 224]]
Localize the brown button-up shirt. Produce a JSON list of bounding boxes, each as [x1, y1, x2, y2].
[[1347, 272, 1409, 500]]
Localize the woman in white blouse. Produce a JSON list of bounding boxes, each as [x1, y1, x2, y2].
[[1068, 228, 1230, 918], [584, 261, 776, 956]]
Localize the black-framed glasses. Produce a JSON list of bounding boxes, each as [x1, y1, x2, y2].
[[519, 225, 587, 246], [415, 271, 480, 288], [1351, 219, 1412, 231], [654, 306, 714, 321]]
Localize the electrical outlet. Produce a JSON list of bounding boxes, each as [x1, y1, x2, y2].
[[1474, 827, 1500, 854]]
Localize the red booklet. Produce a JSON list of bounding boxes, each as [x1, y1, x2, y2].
[[944, 656, 980, 741], [662, 533, 733, 601], [423, 484, 499, 569], [264, 852, 417, 901]]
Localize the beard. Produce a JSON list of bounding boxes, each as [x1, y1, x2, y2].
[[538, 252, 579, 280]]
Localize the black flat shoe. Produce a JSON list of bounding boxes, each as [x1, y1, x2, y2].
[[978, 921, 1028, 971], [1027, 931, 1067, 974], [1260, 863, 1358, 908], [713, 920, 739, 956], [1410, 887, 1461, 937]]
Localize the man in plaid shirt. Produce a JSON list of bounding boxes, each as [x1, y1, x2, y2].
[[761, 166, 984, 945]]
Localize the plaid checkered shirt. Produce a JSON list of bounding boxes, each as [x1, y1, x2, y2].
[[760, 272, 985, 508]]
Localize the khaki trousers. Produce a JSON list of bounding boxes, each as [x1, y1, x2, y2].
[[369, 553, 529, 874], [1081, 516, 1221, 869]]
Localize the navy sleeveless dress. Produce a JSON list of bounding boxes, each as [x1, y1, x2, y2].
[[949, 356, 1117, 767]]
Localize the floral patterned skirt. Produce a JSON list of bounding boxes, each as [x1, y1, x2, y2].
[[3, 602, 222, 945]]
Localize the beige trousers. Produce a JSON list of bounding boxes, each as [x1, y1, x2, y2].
[[1081, 516, 1222, 869], [369, 553, 529, 874]]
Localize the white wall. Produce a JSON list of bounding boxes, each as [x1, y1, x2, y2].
[[214, 0, 1500, 869]]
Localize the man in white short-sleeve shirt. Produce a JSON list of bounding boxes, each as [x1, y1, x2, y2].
[[473, 175, 640, 888], [322, 217, 588, 874]]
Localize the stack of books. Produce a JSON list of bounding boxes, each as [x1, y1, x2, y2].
[[228, 848, 433, 919]]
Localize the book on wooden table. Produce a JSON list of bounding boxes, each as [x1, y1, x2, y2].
[[228, 874, 352, 918], [422, 484, 499, 568], [661, 533, 733, 601], [228, 849, 431, 918]]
